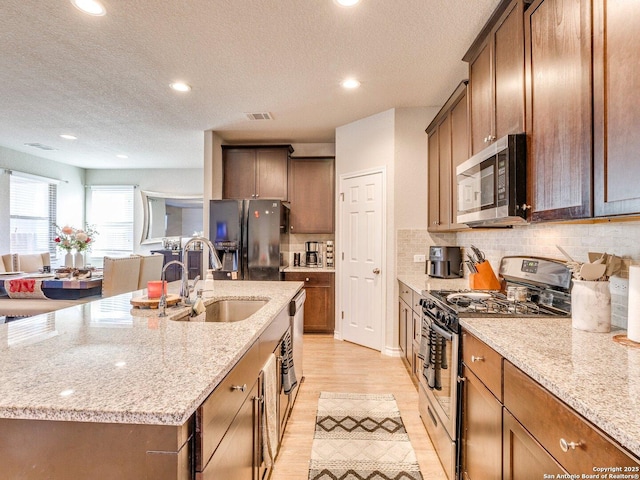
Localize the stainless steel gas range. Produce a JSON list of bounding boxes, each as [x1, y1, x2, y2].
[[417, 256, 572, 480]]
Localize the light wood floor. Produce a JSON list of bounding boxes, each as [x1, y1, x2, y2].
[[271, 334, 447, 479]]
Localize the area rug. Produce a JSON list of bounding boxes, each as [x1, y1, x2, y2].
[[308, 392, 424, 480]]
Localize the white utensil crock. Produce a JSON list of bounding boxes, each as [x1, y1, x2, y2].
[[571, 280, 611, 332]]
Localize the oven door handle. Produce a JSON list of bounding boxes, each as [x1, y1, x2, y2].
[[430, 321, 453, 341]]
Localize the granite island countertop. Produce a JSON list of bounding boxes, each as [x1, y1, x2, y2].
[[461, 316, 640, 458], [0, 280, 303, 427]]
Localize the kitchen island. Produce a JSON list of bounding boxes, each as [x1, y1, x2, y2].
[[0, 280, 303, 479], [461, 316, 640, 459]]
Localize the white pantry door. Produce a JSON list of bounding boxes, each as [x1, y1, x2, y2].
[[340, 171, 384, 350]]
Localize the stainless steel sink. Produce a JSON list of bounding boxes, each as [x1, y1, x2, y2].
[[173, 299, 267, 322]]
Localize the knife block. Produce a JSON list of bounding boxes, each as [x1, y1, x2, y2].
[[469, 261, 502, 290]]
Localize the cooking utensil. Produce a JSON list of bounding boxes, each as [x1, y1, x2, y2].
[[579, 263, 607, 281], [556, 245, 576, 262]]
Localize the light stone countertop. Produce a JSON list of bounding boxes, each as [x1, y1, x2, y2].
[[283, 266, 335, 273], [0, 280, 303, 426], [397, 274, 468, 296], [461, 316, 640, 458]]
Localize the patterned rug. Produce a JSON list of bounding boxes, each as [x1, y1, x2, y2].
[[308, 392, 424, 480]]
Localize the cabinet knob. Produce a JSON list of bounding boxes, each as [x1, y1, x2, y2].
[[305, 277, 310, 282], [519, 203, 532, 211], [373, 268, 381, 274], [471, 355, 484, 363], [290, 225, 294, 230], [231, 384, 247, 392], [559, 438, 581, 452]]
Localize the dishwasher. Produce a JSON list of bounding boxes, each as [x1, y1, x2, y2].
[[289, 288, 306, 403]]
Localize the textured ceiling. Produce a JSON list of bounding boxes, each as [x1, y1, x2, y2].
[[0, 0, 500, 169]]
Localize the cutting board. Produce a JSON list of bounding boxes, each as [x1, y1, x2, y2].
[[130, 294, 181, 309]]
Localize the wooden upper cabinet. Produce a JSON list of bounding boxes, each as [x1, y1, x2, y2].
[[593, 0, 640, 217], [466, 0, 525, 155], [288, 157, 335, 234], [525, 0, 592, 221], [222, 145, 292, 200], [427, 81, 469, 232]]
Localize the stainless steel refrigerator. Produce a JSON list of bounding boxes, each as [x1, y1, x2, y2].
[[209, 199, 290, 280]]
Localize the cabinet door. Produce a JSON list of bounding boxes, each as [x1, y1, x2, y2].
[[427, 127, 440, 231], [398, 299, 409, 361], [437, 115, 452, 230], [593, 0, 640, 217], [198, 380, 258, 480], [525, 0, 593, 221], [450, 89, 469, 230], [288, 158, 335, 233], [470, 42, 493, 155], [284, 273, 334, 333], [460, 368, 502, 480], [223, 149, 257, 199], [256, 148, 288, 200], [186, 250, 202, 280], [494, 0, 525, 139], [503, 409, 567, 480]]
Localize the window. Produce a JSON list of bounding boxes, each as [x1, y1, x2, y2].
[[10, 173, 57, 256], [87, 186, 134, 262]]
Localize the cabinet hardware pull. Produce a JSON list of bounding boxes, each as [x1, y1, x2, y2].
[[471, 355, 484, 363], [305, 277, 310, 282], [231, 384, 247, 392], [518, 203, 532, 211], [373, 268, 380, 274], [559, 438, 581, 452], [457, 376, 466, 383]]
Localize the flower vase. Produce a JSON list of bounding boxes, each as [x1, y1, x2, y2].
[[64, 252, 74, 268], [74, 252, 84, 269]]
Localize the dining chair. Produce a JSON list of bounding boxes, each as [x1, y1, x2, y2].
[[101, 256, 142, 298], [135, 253, 165, 290], [17, 252, 51, 273]]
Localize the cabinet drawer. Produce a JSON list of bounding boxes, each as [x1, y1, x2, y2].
[[462, 331, 502, 400], [412, 291, 424, 313], [195, 341, 260, 472], [504, 361, 640, 474], [399, 281, 412, 305], [285, 271, 333, 286]]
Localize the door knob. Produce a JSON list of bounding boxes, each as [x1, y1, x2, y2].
[[373, 268, 380, 274]]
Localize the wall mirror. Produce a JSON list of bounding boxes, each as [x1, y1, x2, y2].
[[141, 191, 204, 244]]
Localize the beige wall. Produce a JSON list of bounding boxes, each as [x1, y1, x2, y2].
[[335, 107, 436, 354]]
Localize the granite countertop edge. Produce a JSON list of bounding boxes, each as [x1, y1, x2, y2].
[[0, 280, 304, 426], [460, 317, 640, 459]]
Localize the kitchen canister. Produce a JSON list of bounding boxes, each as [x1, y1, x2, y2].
[[571, 280, 611, 332]]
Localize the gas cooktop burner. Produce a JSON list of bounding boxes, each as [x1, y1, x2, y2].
[[425, 289, 569, 317]]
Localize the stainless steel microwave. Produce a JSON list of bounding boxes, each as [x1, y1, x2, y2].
[[456, 133, 528, 227]]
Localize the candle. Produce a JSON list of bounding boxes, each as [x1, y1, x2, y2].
[[147, 280, 167, 299]]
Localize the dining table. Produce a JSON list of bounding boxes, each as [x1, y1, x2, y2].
[[0, 272, 103, 300]]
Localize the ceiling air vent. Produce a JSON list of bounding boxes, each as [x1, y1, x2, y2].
[[24, 143, 57, 151], [245, 112, 273, 121]]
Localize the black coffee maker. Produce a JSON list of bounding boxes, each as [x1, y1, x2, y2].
[[428, 246, 462, 278], [305, 241, 320, 267]]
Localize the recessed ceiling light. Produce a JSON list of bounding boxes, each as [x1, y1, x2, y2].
[[170, 82, 192, 92], [341, 78, 361, 89], [335, 0, 361, 6], [59, 389, 75, 397], [60, 134, 77, 140], [71, 0, 106, 16], [116, 154, 128, 159]]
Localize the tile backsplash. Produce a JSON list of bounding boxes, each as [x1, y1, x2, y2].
[[397, 220, 640, 329]]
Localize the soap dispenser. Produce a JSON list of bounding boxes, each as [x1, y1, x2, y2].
[[204, 269, 215, 297]]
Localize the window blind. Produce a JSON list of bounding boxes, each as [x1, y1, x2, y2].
[[9, 175, 57, 255], [88, 186, 134, 258]]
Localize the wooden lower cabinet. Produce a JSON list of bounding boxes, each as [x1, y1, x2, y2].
[[460, 368, 502, 480], [284, 272, 334, 333], [197, 379, 259, 480], [503, 409, 566, 479], [398, 298, 410, 366]]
